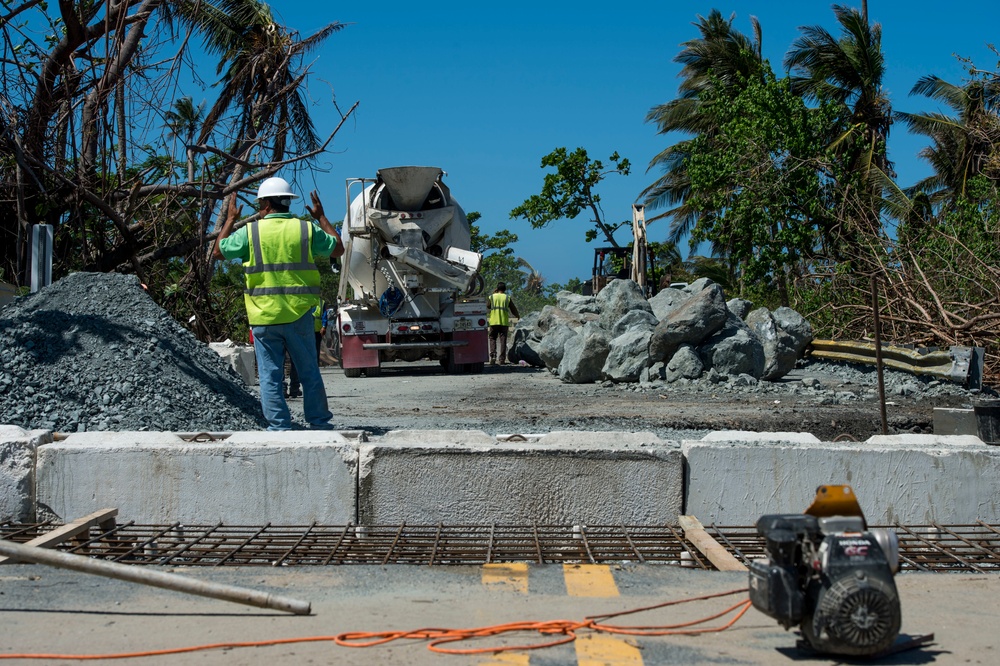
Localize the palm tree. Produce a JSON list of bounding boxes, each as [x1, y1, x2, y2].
[[168, 0, 345, 162], [516, 257, 545, 295], [165, 96, 206, 144], [165, 96, 206, 182], [896, 75, 1000, 209], [643, 10, 764, 244], [783, 4, 892, 234]]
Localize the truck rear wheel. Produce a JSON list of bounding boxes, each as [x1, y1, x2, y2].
[[442, 351, 460, 374], [344, 367, 362, 378]]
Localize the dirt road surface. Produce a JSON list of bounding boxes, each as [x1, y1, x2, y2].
[[319, 360, 963, 441]]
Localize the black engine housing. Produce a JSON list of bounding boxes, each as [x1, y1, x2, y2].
[[748, 514, 901, 656]]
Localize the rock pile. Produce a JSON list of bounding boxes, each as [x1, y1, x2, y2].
[[0, 272, 266, 432], [509, 278, 813, 385]]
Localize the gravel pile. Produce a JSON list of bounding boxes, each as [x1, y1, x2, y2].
[[610, 356, 993, 406], [0, 272, 266, 432]]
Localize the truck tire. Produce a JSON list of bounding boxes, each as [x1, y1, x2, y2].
[[465, 362, 484, 374], [365, 365, 382, 378], [443, 351, 460, 374], [344, 367, 362, 378]]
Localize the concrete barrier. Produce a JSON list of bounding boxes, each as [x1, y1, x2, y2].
[[5, 425, 999, 529], [36, 431, 357, 524], [0, 426, 51, 522], [684, 433, 999, 525], [357, 430, 683, 525]]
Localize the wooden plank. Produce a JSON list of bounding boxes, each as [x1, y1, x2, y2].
[[0, 508, 118, 565], [678, 515, 747, 572]]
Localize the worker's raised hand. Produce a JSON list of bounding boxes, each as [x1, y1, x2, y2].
[[227, 195, 243, 222], [307, 190, 325, 220]]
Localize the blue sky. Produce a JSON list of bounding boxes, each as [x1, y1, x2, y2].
[[254, 1, 1000, 286]]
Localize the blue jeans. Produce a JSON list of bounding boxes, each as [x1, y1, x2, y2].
[[252, 310, 333, 431]]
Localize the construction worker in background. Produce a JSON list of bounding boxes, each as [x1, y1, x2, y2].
[[487, 282, 520, 366], [286, 303, 325, 398], [213, 177, 344, 430]]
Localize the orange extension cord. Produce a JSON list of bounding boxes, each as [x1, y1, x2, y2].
[[0, 588, 752, 660]]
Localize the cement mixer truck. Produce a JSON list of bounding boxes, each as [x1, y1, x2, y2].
[[336, 166, 489, 377]]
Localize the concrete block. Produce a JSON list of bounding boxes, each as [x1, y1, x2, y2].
[[36, 431, 357, 524], [0, 425, 51, 522], [209, 340, 257, 386], [866, 433, 984, 446], [359, 430, 683, 525], [683, 436, 1000, 525], [700, 430, 820, 444], [934, 408, 979, 437]]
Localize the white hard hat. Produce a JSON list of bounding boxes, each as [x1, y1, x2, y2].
[[256, 177, 299, 200]]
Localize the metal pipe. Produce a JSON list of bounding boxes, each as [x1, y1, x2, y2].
[[0, 539, 311, 615], [872, 278, 889, 435]]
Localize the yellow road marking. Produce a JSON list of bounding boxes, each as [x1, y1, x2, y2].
[[482, 562, 529, 594], [576, 633, 642, 665], [563, 564, 620, 597], [478, 653, 531, 666]]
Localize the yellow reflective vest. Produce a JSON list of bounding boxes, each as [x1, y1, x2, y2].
[[488, 292, 511, 327], [243, 217, 320, 326]]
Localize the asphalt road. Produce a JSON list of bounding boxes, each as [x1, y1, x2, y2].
[[1, 564, 995, 665]]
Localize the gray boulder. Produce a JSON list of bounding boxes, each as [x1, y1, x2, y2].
[[537, 322, 579, 370], [556, 291, 600, 315], [507, 312, 545, 368], [611, 309, 658, 338], [642, 361, 667, 384], [648, 283, 729, 363], [745, 307, 798, 380], [773, 306, 813, 357], [726, 298, 754, 320], [596, 279, 653, 332], [558, 322, 611, 384], [665, 344, 704, 382], [535, 305, 600, 337], [684, 277, 716, 294], [602, 328, 653, 383], [699, 312, 766, 378], [648, 287, 689, 321]]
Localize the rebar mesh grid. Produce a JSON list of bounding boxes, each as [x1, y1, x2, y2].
[[0, 523, 708, 568], [6, 521, 1000, 571], [706, 522, 1000, 573]]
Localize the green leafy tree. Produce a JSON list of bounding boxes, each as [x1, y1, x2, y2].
[[684, 69, 838, 305], [510, 147, 631, 247], [469, 211, 554, 315]]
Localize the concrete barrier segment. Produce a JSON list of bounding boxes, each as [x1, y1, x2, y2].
[[699, 430, 821, 443], [358, 430, 683, 525], [683, 435, 1000, 526], [36, 431, 357, 525], [0, 425, 51, 522]]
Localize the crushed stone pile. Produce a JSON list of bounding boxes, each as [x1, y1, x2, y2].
[[0, 272, 267, 432]]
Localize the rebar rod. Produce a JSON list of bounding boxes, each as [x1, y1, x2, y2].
[[0, 539, 311, 615]]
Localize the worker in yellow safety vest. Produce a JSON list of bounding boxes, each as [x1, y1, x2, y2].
[[213, 176, 344, 430], [487, 282, 520, 366]]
